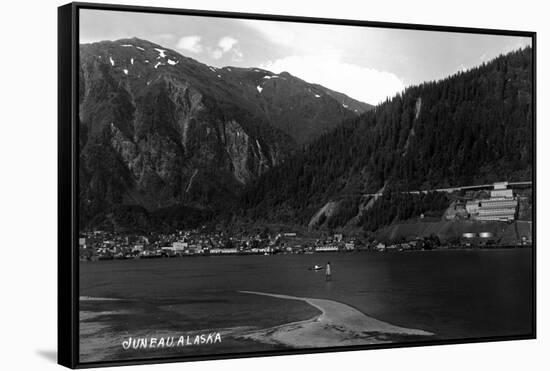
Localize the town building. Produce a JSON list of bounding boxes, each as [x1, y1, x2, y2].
[[172, 241, 188, 251], [209, 248, 238, 255], [315, 245, 339, 252]]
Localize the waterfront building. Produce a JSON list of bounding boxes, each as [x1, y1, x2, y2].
[[344, 242, 355, 251], [315, 245, 339, 252], [209, 248, 238, 255], [172, 241, 188, 251]]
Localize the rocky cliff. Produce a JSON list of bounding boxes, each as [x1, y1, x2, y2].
[[78, 38, 371, 229]]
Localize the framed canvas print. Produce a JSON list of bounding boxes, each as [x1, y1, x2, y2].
[[58, 2, 536, 368]]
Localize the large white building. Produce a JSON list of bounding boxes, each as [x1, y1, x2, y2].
[[466, 182, 518, 222]]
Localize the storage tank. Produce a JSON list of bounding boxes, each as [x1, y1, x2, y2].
[[479, 232, 494, 239]]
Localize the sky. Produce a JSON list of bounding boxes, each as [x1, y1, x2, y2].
[[80, 9, 532, 105]]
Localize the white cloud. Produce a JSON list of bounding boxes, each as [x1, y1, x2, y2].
[[232, 49, 244, 62], [218, 36, 238, 52], [176, 35, 203, 54], [208, 36, 243, 61], [240, 19, 402, 103], [240, 18, 377, 56], [210, 49, 223, 60], [260, 55, 405, 105]]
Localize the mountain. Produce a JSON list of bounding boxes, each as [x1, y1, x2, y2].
[[242, 47, 533, 231], [78, 38, 372, 229], [213, 67, 373, 144]]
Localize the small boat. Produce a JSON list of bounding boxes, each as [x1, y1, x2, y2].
[[309, 265, 324, 271]]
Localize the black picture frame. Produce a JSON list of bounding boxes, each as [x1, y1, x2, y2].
[[58, 2, 536, 368]]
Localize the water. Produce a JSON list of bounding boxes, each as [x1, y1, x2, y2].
[[79, 249, 533, 362]]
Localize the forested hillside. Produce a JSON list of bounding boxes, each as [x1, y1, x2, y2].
[[242, 47, 533, 230]]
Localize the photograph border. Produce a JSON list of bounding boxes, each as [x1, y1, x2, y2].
[[58, 2, 537, 368]]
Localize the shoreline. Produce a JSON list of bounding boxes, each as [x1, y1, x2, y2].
[[80, 245, 533, 262], [238, 291, 433, 348]]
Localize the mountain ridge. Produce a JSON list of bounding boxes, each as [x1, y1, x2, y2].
[[78, 37, 372, 230]]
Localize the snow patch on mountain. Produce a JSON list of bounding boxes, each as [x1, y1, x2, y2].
[[154, 48, 167, 58]]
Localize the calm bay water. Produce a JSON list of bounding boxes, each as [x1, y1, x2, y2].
[[79, 249, 533, 362]]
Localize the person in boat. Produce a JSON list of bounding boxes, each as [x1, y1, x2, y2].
[[325, 261, 332, 281]]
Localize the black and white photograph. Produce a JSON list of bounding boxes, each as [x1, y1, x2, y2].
[[63, 2, 534, 367]]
